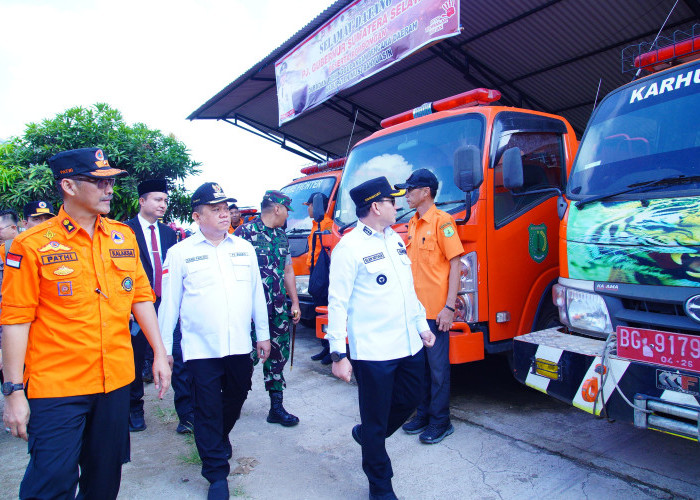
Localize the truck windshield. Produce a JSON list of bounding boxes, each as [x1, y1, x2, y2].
[[569, 62, 700, 201], [281, 176, 336, 234], [335, 115, 485, 227]]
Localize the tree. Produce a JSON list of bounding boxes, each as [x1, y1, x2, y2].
[[0, 103, 200, 222]]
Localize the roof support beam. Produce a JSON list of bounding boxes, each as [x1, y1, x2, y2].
[[222, 116, 332, 163]]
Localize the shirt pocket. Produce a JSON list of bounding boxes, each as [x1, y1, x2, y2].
[[185, 259, 216, 288], [364, 258, 388, 275], [230, 255, 251, 281], [418, 239, 438, 265], [109, 257, 137, 297], [40, 263, 84, 305]]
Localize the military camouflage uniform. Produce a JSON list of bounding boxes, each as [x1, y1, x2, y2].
[[235, 217, 291, 392]]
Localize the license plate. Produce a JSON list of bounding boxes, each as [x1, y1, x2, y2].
[[617, 326, 700, 374]]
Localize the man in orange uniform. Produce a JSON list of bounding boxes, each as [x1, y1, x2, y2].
[[396, 169, 462, 444], [1, 148, 171, 500], [304, 193, 334, 363], [303, 193, 333, 269], [228, 203, 242, 233]]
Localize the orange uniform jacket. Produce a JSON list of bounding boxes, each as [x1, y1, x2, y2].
[[0, 207, 154, 398], [305, 215, 334, 268], [406, 204, 463, 320]]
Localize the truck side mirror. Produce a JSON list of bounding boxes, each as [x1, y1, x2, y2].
[[311, 193, 326, 223], [453, 145, 483, 193], [502, 147, 524, 191], [453, 145, 483, 225]]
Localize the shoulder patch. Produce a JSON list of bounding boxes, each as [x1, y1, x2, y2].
[[442, 224, 455, 237], [111, 230, 125, 244], [440, 222, 451, 230], [62, 218, 76, 233], [6, 252, 22, 269], [363, 252, 385, 264]]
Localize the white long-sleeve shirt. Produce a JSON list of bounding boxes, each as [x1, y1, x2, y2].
[[327, 221, 430, 361], [158, 230, 270, 362]]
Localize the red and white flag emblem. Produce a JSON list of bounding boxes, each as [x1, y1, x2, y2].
[[6, 252, 22, 269]]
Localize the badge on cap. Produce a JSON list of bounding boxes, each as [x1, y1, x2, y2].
[[38, 201, 47, 209], [96, 149, 104, 161]]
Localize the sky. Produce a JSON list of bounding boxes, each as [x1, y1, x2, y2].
[[0, 0, 335, 210]]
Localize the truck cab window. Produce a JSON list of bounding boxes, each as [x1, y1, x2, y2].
[[493, 132, 564, 227]]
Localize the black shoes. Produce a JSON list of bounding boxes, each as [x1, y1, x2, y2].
[[419, 423, 454, 444], [142, 360, 154, 384], [266, 390, 299, 427], [129, 412, 146, 432], [311, 345, 330, 361], [176, 422, 193, 434], [401, 415, 428, 435], [352, 424, 361, 446], [207, 480, 229, 500]]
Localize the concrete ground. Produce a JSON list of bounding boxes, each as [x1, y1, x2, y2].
[[2, 325, 700, 499]]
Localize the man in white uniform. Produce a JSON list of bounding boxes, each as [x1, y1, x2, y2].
[[327, 176, 435, 500], [158, 182, 271, 500]]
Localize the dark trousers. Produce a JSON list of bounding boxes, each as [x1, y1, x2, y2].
[[20, 384, 130, 500], [352, 349, 425, 496], [416, 320, 451, 426], [129, 328, 147, 414], [172, 325, 194, 425], [186, 355, 253, 483]]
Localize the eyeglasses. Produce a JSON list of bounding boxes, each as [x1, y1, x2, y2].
[[73, 176, 117, 189], [376, 198, 396, 206]]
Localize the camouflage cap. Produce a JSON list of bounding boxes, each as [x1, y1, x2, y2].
[[262, 190, 293, 211]]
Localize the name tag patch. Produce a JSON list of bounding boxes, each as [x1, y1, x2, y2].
[[185, 255, 209, 263], [57, 281, 73, 296], [41, 252, 78, 266], [110, 249, 135, 258], [363, 252, 385, 264], [230, 252, 248, 257], [397, 248, 407, 255]]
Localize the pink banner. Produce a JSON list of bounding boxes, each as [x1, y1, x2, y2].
[[276, 0, 460, 125]]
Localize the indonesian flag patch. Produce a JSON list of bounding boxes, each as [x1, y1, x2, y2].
[[6, 252, 22, 269]]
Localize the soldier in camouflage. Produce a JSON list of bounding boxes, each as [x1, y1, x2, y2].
[[235, 190, 301, 427]]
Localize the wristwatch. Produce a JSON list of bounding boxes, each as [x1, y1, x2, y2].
[[1, 382, 24, 397], [330, 351, 347, 362]]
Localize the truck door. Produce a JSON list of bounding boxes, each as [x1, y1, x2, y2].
[[486, 112, 568, 342]]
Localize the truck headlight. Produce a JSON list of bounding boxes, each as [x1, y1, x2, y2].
[[454, 252, 478, 322], [565, 288, 612, 334], [295, 275, 310, 296]]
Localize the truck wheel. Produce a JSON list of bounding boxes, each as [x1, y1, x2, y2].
[[534, 302, 560, 331]]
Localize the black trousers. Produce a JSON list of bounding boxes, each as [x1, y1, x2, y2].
[[171, 327, 194, 425], [416, 320, 451, 426], [20, 384, 130, 500], [352, 349, 425, 496], [186, 355, 253, 483]]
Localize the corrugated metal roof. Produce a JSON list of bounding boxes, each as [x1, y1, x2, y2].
[[189, 0, 699, 159]]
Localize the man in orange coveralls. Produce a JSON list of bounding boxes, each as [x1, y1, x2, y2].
[[1, 147, 171, 500]]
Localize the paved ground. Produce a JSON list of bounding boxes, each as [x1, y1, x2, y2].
[[2, 326, 699, 499]]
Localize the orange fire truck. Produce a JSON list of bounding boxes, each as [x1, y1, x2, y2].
[[280, 158, 345, 325], [315, 88, 578, 363]]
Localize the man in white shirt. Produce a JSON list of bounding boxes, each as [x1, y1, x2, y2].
[[158, 182, 271, 500], [327, 176, 435, 500], [125, 180, 184, 433]]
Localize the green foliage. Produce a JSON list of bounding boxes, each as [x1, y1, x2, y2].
[[0, 103, 200, 222]]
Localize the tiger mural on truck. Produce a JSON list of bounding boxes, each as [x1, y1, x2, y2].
[[566, 197, 700, 286]]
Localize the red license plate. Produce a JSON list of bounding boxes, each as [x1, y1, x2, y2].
[[617, 326, 700, 374]]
